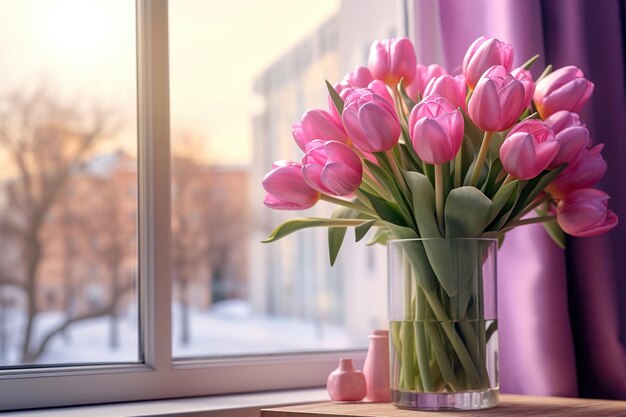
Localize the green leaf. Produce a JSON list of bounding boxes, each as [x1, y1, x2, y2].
[[360, 189, 410, 227], [510, 165, 565, 219], [536, 64, 553, 83], [536, 207, 566, 249], [328, 206, 361, 266], [398, 78, 417, 112], [542, 219, 566, 249], [482, 157, 503, 197], [401, 171, 440, 238], [521, 54, 540, 70], [488, 180, 519, 224], [262, 217, 367, 243], [325, 80, 344, 115], [363, 159, 414, 227], [487, 131, 506, 163], [444, 187, 493, 237], [397, 142, 421, 172], [366, 227, 392, 246], [488, 182, 523, 231], [410, 187, 492, 298], [461, 110, 484, 152], [355, 220, 378, 242]]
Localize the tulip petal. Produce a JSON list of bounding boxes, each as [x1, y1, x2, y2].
[[500, 133, 537, 179], [342, 109, 373, 152], [358, 103, 400, 152], [412, 118, 453, 164], [321, 162, 361, 196], [469, 79, 502, 131]]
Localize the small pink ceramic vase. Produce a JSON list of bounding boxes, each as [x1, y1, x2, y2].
[[326, 358, 366, 402], [363, 329, 390, 402]]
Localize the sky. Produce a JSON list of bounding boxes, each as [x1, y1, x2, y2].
[[0, 0, 340, 166]]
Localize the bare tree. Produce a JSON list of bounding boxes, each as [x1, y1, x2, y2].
[[0, 88, 123, 363], [171, 137, 249, 345]]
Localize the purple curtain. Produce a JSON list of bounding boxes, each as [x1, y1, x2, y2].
[[410, 0, 626, 399]]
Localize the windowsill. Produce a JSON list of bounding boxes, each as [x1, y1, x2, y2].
[[2, 388, 329, 417]]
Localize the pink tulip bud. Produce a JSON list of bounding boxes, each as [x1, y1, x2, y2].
[[344, 66, 374, 88], [408, 94, 464, 164], [533, 66, 594, 119], [342, 88, 401, 153], [545, 111, 590, 169], [292, 109, 349, 152], [499, 120, 559, 180], [405, 64, 447, 101], [548, 144, 607, 197], [423, 74, 467, 111], [462, 36, 514, 89], [557, 188, 618, 237], [511, 67, 534, 109], [544, 110, 584, 131], [302, 140, 363, 196], [368, 37, 417, 87], [263, 161, 320, 210], [468, 65, 526, 132]]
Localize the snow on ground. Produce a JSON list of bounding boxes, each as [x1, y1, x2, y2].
[[0, 300, 364, 366]]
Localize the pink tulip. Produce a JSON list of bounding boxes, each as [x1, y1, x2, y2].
[[408, 94, 464, 164], [543, 110, 584, 132], [423, 74, 467, 111], [344, 66, 374, 88], [368, 37, 417, 87], [511, 67, 534, 109], [405, 64, 447, 100], [468, 65, 526, 132], [499, 120, 559, 180], [557, 188, 618, 237], [263, 161, 320, 210], [462, 36, 514, 89], [533, 66, 594, 119], [302, 140, 363, 196], [292, 109, 349, 152], [545, 111, 590, 169], [342, 88, 401, 153], [548, 144, 607, 197]]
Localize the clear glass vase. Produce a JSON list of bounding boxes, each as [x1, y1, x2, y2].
[[388, 238, 498, 410]]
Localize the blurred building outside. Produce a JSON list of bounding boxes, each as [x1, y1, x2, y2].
[[250, 0, 402, 344]]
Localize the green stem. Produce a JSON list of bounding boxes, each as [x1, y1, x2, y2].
[[517, 193, 551, 219], [425, 322, 459, 392], [403, 255, 413, 320], [435, 164, 444, 235], [508, 215, 556, 228], [385, 149, 411, 197], [354, 189, 374, 210], [501, 173, 514, 186], [400, 321, 417, 390], [469, 131, 493, 187], [319, 194, 377, 217], [414, 321, 434, 391], [454, 145, 462, 188], [422, 289, 482, 389], [392, 89, 409, 131]]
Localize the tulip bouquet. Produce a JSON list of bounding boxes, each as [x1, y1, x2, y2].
[[262, 36, 618, 398]]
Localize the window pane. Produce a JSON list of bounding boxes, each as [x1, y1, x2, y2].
[[0, 0, 138, 366], [170, 0, 400, 357]]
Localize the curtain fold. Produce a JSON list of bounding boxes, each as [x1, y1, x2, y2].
[[410, 0, 626, 399]]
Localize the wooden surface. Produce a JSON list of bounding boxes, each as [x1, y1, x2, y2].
[[261, 394, 626, 416]]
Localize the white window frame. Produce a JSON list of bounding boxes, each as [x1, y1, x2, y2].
[[0, 0, 371, 411]]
